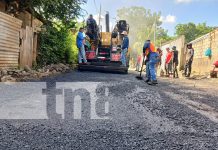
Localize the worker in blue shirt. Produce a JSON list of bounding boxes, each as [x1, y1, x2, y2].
[[121, 31, 129, 67], [76, 27, 87, 64], [143, 40, 159, 85]]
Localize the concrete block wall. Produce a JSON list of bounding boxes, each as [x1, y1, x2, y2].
[[189, 29, 218, 75], [161, 36, 186, 71]]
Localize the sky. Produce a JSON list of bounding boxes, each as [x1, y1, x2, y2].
[[81, 0, 218, 35]]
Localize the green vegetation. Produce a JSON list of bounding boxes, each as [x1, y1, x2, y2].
[[18, 0, 87, 66], [116, 6, 214, 65], [16, 0, 86, 25], [5, 0, 87, 66], [175, 22, 214, 43], [117, 6, 172, 59], [37, 25, 78, 66]]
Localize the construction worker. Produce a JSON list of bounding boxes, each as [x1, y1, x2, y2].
[[77, 27, 87, 64], [87, 14, 96, 23], [184, 44, 194, 77], [172, 46, 179, 78], [143, 40, 158, 85], [86, 14, 98, 40], [121, 31, 129, 67]]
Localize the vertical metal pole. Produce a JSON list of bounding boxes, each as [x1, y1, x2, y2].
[[98, 4, 101, 26], [105, 12, 110, 32], [154, 17, 156, 45]]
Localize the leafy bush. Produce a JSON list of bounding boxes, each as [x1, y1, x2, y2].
[[37, 25, 78, 66]]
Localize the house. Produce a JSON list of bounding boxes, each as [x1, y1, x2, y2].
[[0, 0, 42, 68]]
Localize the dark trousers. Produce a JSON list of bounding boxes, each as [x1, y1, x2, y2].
[[173, 62, 178, 78], [165, 64, 169, 75], [184, 60, 193, 77], [165, 62, 173, 76], [145, 62, 150, 80]]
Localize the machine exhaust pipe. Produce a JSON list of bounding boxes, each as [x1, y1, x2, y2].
[[105, 12, 110, 32]]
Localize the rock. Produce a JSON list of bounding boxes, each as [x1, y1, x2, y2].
[[1, 69, 8, 76], [38, 72, 50, 78], [31, 73, 38, 78], [11, 70, 22, 78], [24, 65, 32, 72], [52, 70, 57, 74], [31, 70, 37, 74], [0, 63, 72, 81], [37, 69, 43, 73], [21, 70, 26, 74], [71, 64, 78, 70], [65, 66, 70, 71], [1, 75, 16, 82], [7, 70, 14, 75], [19, 71, 31, 77], [56, 67, 63, 72], [59, 63, 65, 67], [57, 63, 71, 72]]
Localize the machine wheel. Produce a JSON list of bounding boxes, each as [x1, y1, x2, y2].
[[124, 69, 128, 74]]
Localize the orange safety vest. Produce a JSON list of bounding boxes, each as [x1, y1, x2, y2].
[[145, 42, 156, 56]]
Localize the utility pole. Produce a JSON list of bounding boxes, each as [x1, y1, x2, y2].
[[154, 17, 157, 45], [98, 4, 101, 26], [105, 11, 110, 32]]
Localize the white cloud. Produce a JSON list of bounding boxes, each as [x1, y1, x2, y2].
[[175, 0, 195, 3], [160, 15, 176, 24]]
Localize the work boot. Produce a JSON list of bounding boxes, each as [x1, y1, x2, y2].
[[145, 79, 150, 83], [185, 74, 190, 78], [147, 81, 152, 85], [152, 80, 158, 84], [147, 80, 158, 85], [147, 81, 154, 85]]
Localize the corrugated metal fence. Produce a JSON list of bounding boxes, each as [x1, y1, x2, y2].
[[0, 11, 22, 68]]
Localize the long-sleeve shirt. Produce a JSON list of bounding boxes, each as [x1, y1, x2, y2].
[[173, 50, 179, 64], [122, 36, 129, 49], [76, 32, 85, 49], [186, 48, 194, 61], [143, 41, 156, 55], [86, 18, 97, 27]]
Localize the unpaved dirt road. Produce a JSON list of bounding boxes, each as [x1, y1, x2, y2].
[[0, 71, 218, 149]]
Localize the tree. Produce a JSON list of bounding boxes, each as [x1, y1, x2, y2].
[[5, 0, 87, 26], [117, 6, 171, 59], [156, 28, 174, 47], [4, 0, 86, 66], [175, 22, 213, 43]]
